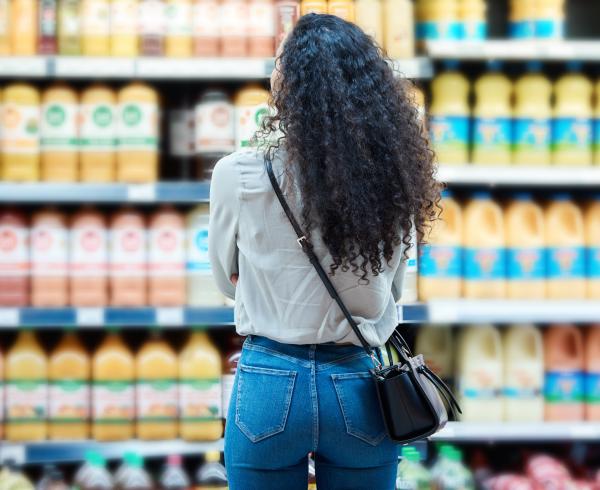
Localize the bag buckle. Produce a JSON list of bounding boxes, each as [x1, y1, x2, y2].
[[297, 236, 309, 248], [370, 352, 382, 370]]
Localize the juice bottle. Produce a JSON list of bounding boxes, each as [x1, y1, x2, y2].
[[168, 89, 195, 180], [136, 329, 178, 440], [417, 0, 460, 43], [165, 0, 193, 57], [149, 206, 186, 306], [117, 82, 160, 183], [355, 0, 383, 47], [418, 190, 462, 300], [109, 207, 148, 307], [509, 0, 535, 38], [1, 83, 41, 182], [81, 0, 110, 55], [92, 329, 135, 441], [595, 79, 600, 165], [5, 330, 47, 441], [327, 0, 354, 22], [585, 326, 600, 421], [585, 196, 600, 299], [38, 0, 58, 54], [505, 193, 545, 299], [0, 0, 9, 55], [222, 334, 244, 420], [80, 84, 117, 182], [192, 0, 220, 56], [120, 454, 153, 490], [220, 0, 248, 56], [456, 325, 503, 422], [459, 0, 486, 40], [40, 84, 79, 182], [544, 325, 585, 421], [0, 347, 3, 440], [462, 191, 506, 299], [161, 455, 191, 489], [429, 64, 470, 165], [503, 325, 544, 422], [513, 62, 552, 166], [31, 208, 68, 307], [110, 0, 138, 56], [274, 0, 299, 51], [534, 0, 564, 39], [58, 0, 81, 54], [0, 209, 29, 307], [139, 0, 165, 55], [70, 207, 109, 307], [301, 0, 327, 14], [383, 0, 414, 58], [248, 0, 275, 57], [235, 84, 269, 149], [179, 329, 223, 440], [49, 330, 90, 440], [472, 62, 512, 166], [415, 325, 453, 388], [552, 63, 593, 166], [11, 0, 37, 55], [196, 451, 228, 489], [545, 194, 586, 299]]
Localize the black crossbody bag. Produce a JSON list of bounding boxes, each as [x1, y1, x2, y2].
[[266, 158, 461, 444]]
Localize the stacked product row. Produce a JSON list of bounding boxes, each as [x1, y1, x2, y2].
[[430, 62, 600, 166], [417, 324, 600, 423], [418, 191, 600, 300]]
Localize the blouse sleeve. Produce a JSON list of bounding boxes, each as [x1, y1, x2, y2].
[[391, 251, 408, 303]]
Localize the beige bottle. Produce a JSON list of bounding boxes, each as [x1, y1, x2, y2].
[[110, 0, 139, 56], [165, 0, 193, 57], [383, 0, 414, 59], [355, 0, 383, 46], [11, 0, 37, 55], [248, 0, 275, 57], [585, 196, 600, 299], [220, 0, 248, 57], [81, 0, 111, 56]]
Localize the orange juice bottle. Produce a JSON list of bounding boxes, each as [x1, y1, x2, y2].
[[117, 83, 160, 183], [0, 209, 30, 307], [49, 330, 90, 440], [545, 194, 586, 299], [81, 0, 111, 55], [192, 0, 220, 56], [40, 84, 79, 182], [544, 325, 585, 422], [11, 0, 37, 55], [383, 0, 414, 59], [234, 84, 269, 149], [585, 196, 600, 299], [80, 84, 117, 182], [165, 0, 193, 57], [355, 0, 383, 46], [38, 0, 58, 54], [5, 330, 48, 441], [139, 0, 166, 55], [0, 0, 10, 55], [505, 193, 545, 299], [248, 0, 275, 57], [327, 0, 354, 21], [92, 329, 135, 441], [179, 329, 223, 441], [110, 0, 139, 56], [1, 83, 41, 182], [220, 0, 248, 56], [136, 329, 178, 440], [301, 0, 326, 15], [274, 0, 299, 51], [585, 326, 600, 421], [58, 0, 81, 54]]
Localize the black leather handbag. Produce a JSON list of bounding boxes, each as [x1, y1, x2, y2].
[[266, 158, 461, 444]]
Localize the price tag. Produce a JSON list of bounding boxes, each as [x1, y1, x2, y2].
[[77, 308, 104, 326], [127, 184, 156, 202], [156, 308, 184, 326], [0, 308, 19, 326], [0, 445, 25, 464]]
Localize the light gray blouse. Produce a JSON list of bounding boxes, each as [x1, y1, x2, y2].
[[208, 148, 406, 347]]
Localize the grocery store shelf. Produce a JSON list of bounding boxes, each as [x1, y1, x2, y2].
[[438, 165, 600, 187], [390, 57, 434, 78]]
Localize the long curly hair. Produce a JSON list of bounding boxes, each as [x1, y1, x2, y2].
[[260, 14, 439, 281]]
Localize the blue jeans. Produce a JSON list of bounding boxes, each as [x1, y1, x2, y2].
[[224, 335, 398, 490]]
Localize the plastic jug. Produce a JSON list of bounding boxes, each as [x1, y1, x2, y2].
[[355, 0, 383, 47], [92, 329, 135, 441], [505, 193, 545, 299], [585, 196, 600, 299], [328, 0, 355, 22], [11, 0, 37, 55], [459, 0, 487, 40], [456, 325, 503, 422], [192, 0, 220, 56], [429, 64, 470, 165], [1, 83, 41, 181], [136, 329, 178, 440], [57, 0, 81, 54], [462, 192, 506, 299], [509, 0, 535, 38], [585, 326, 600, 421], [415, 325, 454, 387], [139, 0, 165, 55], [274, 0, 299, 51], [110, 0, 138, 56], [81, 0, 110, 55], [70, 207, 108, 307], [235, 85, 270, 150], [301, 0, 327, 14], [49, 330, 90, 440], [31, 208, 68, 307], [503, 325, 544, 422], [472, 63, 513, 166], [545, 194, 586, 299], [80, 84, 117, 182], [165, 0, 193, 57], [418, 190, 462, 300], [534, 0, 564, 39], [552, 64, 593, 166], [383, 0, 414, 59], [179, 329, 223, 441], [248, 0, 275, 57], [109, 207, 148, 307], [149, 206, 186, 306], [513, 63, 552, 166], [220, 0, 248, 57], [5, 330, 48, 441], [0, 209, 29, 307], [544, 325, 585, 421], [40, 84, 79, 182], [38, 0, 58, 55]]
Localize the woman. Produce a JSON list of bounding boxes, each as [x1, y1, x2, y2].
[[209, 13, 438, 490]]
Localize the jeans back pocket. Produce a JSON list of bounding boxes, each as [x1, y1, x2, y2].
[[235, 364, 297, 443]]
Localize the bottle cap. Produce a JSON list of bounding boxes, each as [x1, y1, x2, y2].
[[441, 189, 453, 199], [471, 190, 492, 200], [487, 60, 503, 71], [567, 60, 583, 72], [444, 60, 460, 71], [551, 192, 572, 201], [168, 455, 182, 467], [205, 451, 222, 463], [512, 192, 533, 201], [526, 61, 542, 72]]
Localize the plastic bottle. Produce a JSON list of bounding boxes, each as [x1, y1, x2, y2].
[[114, 452, 139, 488], [136, 329, 178, 440], [585, 326, 600, 421], [38, 0, 58, 54], [192, 0, 220, 56], [80, 84, 117, 182], [456, 325, 503, 422], [5, 330, 48, 441], [396, 446, 431, 490], [513, 62, 552, 166], [31, 208, 68, 308], [429, 63, 470, 165], [120, 454, 153, 490], [355, 0, 383, 46], [81, 0, 110, 55], [462, 192, 506, 299], [110, 0, 138, 56], [0, 460, 35, 490], [509, 0, 535, 39], [139, 0, 166, 55], [40, 84, 79, 182], [222, 334, 244, 420], [534, 0, 565, 39], [383, 0, 414, 58], [0, 209, 29, 307], [472, 62, 512, 166], [458, 0, 486, 40], [415, 325, 454, 388], [274, 0, 299, 50], [586, 196, 600, 299], [416, 0, 460, 43], [235, 84, 269, 149], [39, 467, 68, 490], [165, 0, 193, 57], [0, 0, 8, 55], [0, 347, 3, 440], [327, 0, 354, 21], [196, 451, 228, 489], [1, 83, 41, 181], [92, 329, 135, 441], [49, 329, 90, 440], [79, 453, 114, 490], [70, 207, 108, 306], [505, 193, 546, 299], [168, 89, 195, 179], [552, 63, 593, 166], [544, 325, 585, 421], [431, 445, 474, 490], [545, 194, 586, 299], [117, 82, 160, 183], [160, 455, 191, 489], [11, 0, 37, 55], [248, 0, 275, 57], [301, 0, 327, 14], [220, 0, 248, 57], [58, 0, 81, 54]]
